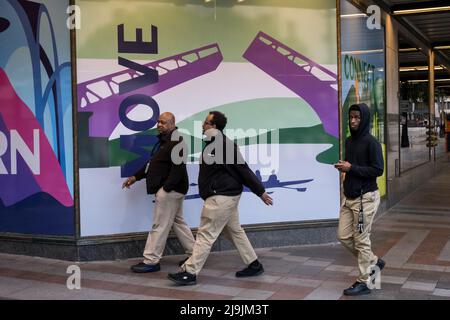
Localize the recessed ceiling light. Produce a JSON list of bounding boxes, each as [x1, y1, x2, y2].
[[393, 6, 450, 15]]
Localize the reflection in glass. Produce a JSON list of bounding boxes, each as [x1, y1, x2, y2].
[[435, 88, 450, 157], [340, 0, 386, 196], [399, 51, 430, 171]]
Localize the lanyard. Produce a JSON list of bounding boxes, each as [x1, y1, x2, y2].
[[357, 189, 364, 233]]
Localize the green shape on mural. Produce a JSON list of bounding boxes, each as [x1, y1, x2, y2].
[[175, 98, 321, 137], [278, 126, 338, 164], [108, 129, 158, 167], [107, 97, 338, 166]]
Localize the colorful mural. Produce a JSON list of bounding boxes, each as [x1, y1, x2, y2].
[[76, 0, 340, 236], [0, 0, 74, 235]]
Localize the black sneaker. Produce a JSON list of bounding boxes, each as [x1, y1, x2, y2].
[[235, 260, 264, 278], [370, 258, 386, 276], [376, 258, 386, 271], [168, 271, 197, 286], [370, 258, 386, 286], [130, 262, 160, 273], [343, 281, 371, 296], [178, 257, 189, 267]]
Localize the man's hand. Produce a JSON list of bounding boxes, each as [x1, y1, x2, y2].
[[260, 192, 273, 206], [334, 160, 351, 172], [122, 176, 136, 189]]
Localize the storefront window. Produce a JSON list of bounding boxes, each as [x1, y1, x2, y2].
[[75, 0, 340, 236], [398, 35, 430, 172], [340, 0, 386, 197], [435, 72, 450, 157]]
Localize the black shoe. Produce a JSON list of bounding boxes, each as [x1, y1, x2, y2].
[[343, 281, 371, 296], [235, 260, 264, 278], [370, 258, 386, 276], [178, 257, 189, 267], [130, 262, 160, 273], [376, 258, 385, 271], [370, 258, 386, 286], [167, 271, 197, 286]]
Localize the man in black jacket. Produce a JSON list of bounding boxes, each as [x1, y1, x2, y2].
[[168, 111, 273, 285], [335, 103, 385, 296], [122, 112, 195, 273]]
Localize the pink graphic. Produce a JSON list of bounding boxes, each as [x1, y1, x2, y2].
[[0, 68, 73, 207]]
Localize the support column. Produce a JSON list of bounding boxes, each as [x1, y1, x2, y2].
[[429, 49, 435, 160], [385, 14, 400, 178]]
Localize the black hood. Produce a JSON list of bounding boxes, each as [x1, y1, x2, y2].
[[349, 103, 371, 139]]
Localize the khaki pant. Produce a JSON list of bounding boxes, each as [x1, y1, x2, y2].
[[143, 188, 195, 265], [338, 190, 380, 284], [184, 195, 257, 275]]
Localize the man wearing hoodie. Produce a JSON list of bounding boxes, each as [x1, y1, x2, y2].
[[122, 112, 195, 273], [334, 103, 385, 296], [167, 111, 273, 286]]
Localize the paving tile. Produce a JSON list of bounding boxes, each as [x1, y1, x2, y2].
[[122, 294, 176, 300], [324, 265, 354, 273], [81, 270, 197, 292], [382, 230, 429, 268], [0, 254, 21, 261], [268, 287, 313, 300], [341, 290, 397, 300], [402, 281, 437, 292], [259, 259, 301, 274], [276, 277, 323, 288], [303, 285, 343, 300], [281, 255, 310, 263], [0, 276, 35, 296], [289, 265, 326, 277], [348, 270, 359, 277], [302, 259, 333, 268], [222, 272, 281, 284], [0, 260, 62, 273], [436, 280, 450, 290], [376, 283, 403, 292], [403, 263, 446, 272], [381, 268, 411, 278], [235, 288, 273, 300], [194, 284, 243, 296], [198, 268, 230, 277], [9, 282, 130, 300], [316, 272, 355, 283], [432, 288, 450, 297], [381, 275, 408, 285], [407, 271, 442, 283], [258, 251, 291, 258], [387, 213, 450, 223], [395, 291, 435, 300], [319, 281, 349, 289], [80, 270, 140, 284]]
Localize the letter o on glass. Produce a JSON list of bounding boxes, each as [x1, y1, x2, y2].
[[119, 94, 160, 131]]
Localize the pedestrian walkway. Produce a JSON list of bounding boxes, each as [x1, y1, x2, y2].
[[1, 163, 450, 300]]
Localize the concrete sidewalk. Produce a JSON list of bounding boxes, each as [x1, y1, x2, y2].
[[1, 164, 450, 300]]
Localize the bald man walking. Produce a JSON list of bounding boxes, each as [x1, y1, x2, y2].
[[123, 112, 195, 273]]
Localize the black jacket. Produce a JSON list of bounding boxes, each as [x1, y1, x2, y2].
[[134, 128, 189, 195], [198, 132, 265, 200], [343, 103, 384, 199]]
